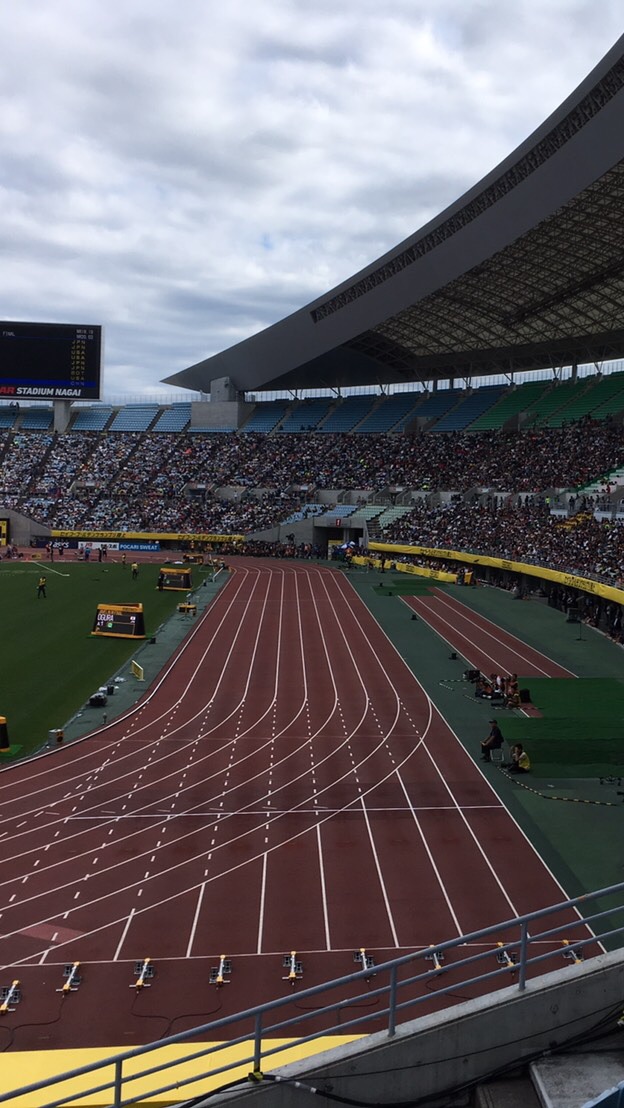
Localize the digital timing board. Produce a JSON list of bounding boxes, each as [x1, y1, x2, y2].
[[0, 321, 102, 400], [92, 604, 146, 640]]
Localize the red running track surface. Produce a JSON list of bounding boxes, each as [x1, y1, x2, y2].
[[0, 563, 587, 1050], [402, 587, 576, 679]]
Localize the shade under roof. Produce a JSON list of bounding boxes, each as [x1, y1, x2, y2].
[[165, 35, 624, 395]]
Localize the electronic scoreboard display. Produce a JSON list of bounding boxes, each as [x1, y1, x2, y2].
[[0, 321, 102, 400], [92, 603, 146, 639]]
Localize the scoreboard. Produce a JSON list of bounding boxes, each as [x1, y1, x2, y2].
[[92, 603, 146, 639], [0, 321, 102, 400]]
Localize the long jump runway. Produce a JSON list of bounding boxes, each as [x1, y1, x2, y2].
[[0, 563, 586, 1050]]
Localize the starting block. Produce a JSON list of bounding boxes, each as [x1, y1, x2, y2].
[[0, 980, 21, 1013], [282, 951, 303, 985], [353, 948, 376, 977], [177, 603, 197, 616], [209, 955, 232, 987], [57, 962, 81, 994], [131, 958, 155, 989], [425, 946, 445, 973], [562, 939, 583, 965], [496, 942, 519, 970]]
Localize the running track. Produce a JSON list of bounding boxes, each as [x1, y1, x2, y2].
[[402, 587, 576, 679], [0, 563, 585, 1051]]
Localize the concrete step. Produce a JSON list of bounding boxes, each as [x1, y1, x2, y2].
[[475, 1076, 541, 1108], [530, 1051, 624, 1107]]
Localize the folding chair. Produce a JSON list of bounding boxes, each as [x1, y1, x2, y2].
[[490, 742, 508, 768]]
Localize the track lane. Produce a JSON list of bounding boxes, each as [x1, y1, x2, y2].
[[0, 561, 595, 1050]]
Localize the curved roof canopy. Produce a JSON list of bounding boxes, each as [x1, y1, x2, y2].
[[165, 35, 624, 395]]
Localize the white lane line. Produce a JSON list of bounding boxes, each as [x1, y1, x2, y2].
[[186, 883, 206, 958], [114, 908, 135, 961], [396, 771, 463, 936], [316, 823, 331, 951], [359, 797, 399, 948], [256, 853, 268, 955]]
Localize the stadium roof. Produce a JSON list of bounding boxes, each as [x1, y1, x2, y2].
[[165, 35, 624, 396]]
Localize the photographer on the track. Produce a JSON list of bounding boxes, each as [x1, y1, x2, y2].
[[480, 718, 504, 762]]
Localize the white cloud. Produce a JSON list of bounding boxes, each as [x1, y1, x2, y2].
[[0, 0, 621, 399]]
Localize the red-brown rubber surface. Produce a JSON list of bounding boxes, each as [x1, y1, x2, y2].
[[0, 564, 588, 1050]]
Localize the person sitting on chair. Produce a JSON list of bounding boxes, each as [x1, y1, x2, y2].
[[481, 719, 504, 762], [508, 743, 530, 774]]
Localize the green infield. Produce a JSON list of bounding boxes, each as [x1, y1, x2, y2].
[[0, 557, 202, 756], [498, 677, 624, 777], [372, 576, 444, 596]]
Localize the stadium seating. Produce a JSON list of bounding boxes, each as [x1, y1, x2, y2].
[[108, 405, 160, 432], [430, 385, 506, 432], [354, 392, 424, 433], [414, 390, 462, 425], [468, 380, 549, 431], [20, 408, 53, 430], [72, 406, 113, 431], [318, 396, 377, 433], [151, 403, 192, 432], [278, 399, 333, 431], [241, 400, 289, 432]]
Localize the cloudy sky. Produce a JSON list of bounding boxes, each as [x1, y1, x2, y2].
[[1, 1, 622, 401]]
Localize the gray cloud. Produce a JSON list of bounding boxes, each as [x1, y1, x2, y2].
[[0, 0, 621, 400]]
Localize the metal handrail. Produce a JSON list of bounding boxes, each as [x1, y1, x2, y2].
[[2, 881, 623, 1108]]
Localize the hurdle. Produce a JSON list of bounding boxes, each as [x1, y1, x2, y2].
[[57, 962, 81, 994], [0, 980, 21, 1013], [131, 958, 155, 989], [282, 951, 303, 985], [209, 955, 232, 987]]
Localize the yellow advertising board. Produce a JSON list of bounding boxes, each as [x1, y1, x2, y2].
[[368, 542, 624, 604]]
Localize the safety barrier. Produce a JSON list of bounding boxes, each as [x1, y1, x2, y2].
[[1, 882, 623, 1108]]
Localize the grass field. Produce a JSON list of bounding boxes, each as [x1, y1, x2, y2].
[[0, 556, 202, 756], [497, 677, 624, 777]]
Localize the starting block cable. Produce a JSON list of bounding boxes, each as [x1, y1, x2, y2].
[[0, 977, 68, 1055]]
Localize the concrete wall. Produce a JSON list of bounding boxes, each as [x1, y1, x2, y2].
[[190, 400, 253, 429], [0, 508, 49, 546], [217, 949, 624, 1107]]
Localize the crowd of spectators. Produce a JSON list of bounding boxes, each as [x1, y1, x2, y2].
[[0, 421, 623, 584], [382, 498, 624, 585], [1, 417, 623, 518]]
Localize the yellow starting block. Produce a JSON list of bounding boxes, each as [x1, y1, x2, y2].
[[177, 603, 197, 616]]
